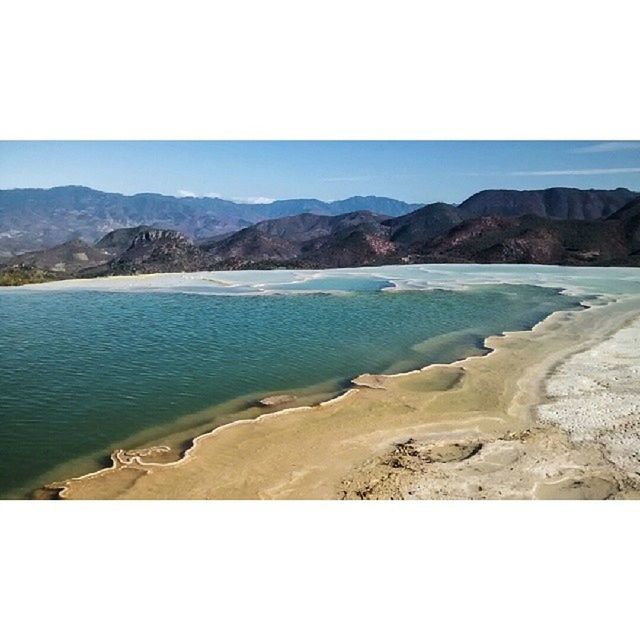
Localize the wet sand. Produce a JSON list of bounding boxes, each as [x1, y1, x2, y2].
[[50, 293, 640, 500]]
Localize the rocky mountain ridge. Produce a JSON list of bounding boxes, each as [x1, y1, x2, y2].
[[0, 186, 421, 255], [2, 189, 640, 284]]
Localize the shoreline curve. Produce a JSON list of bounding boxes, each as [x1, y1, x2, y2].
[[45, 289, 640, 500]]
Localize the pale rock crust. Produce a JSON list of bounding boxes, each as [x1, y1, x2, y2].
[[538, 317, 640, 476]]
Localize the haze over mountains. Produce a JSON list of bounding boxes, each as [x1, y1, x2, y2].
[[0, 186, 421, 255], [2, 186, 640, 282]]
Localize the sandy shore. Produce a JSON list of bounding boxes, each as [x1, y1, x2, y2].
[[49, 293, 640, 500]]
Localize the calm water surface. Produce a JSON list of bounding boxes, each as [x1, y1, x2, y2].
[[0, 283, 580, 496]]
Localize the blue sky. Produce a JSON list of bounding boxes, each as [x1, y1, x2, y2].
[[1, 141, 639, 204]]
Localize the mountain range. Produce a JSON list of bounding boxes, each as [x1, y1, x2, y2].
[[0, 186, 421, 256], [1, 187, 639, 284]]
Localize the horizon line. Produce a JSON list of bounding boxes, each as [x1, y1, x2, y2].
[[0, 183, 637, 206]]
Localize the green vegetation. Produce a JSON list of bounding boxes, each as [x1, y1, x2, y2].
[[0, 265, 58, 286]]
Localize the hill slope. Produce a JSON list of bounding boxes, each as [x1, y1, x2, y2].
[[607, 196, 640, 255], [5, 239, 113, 272], [385, 203, 467, 249], [0, 186, 420, 255], [204, 211, 393, 268], [421, 215, 633, 265], [4, 191, 640, 283], [459, 187, 637, 221]]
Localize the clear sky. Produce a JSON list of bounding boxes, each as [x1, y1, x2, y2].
[[1, 141, 639, 204]]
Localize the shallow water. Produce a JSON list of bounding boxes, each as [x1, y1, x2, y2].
[[0, 277, 587, 497], [5, 263, 640, 498]]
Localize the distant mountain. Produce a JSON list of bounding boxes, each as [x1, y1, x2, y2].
[[204, 212, 347, 249], [311, 196, 420, 217], [301, 217, 396, 268], [385, 203, 467, 249], [204, 211, 392, 267], [204, 225, 300, 264], [459, 187, 637, 220], [238, 196, 420, 219], [3, 185, 636, 259], [0, 186, 421, 256], [3, 190, 640, 285], [4, 238, 113, 273], [420, 214, 634, 265], [104, 228, 206, 275], [608, 196, 640, 255], [95, 225, 156, 253], [250, 209, 390, 243], [200, 196, 640, 269]]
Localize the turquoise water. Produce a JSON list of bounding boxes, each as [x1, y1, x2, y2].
[[0, 281, 581, 497]]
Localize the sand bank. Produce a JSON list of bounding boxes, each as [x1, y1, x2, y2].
[[50, 293, 640, 500]]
